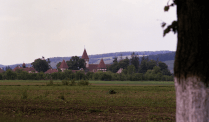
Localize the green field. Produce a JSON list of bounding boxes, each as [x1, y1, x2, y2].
[[0, 80, 176, 122], [0, 80, 174, 86]]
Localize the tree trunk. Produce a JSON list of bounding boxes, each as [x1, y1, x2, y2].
[[175, 0, 209, 121], [175, 77, 209, 121]]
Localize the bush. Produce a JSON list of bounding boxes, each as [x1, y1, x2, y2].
[[69, 79, 76, 86], [51, 72, 58, 80], [18, 71, 29, 80], [46, 80, 54, 86], [61, 80, 69, 85], [45, 74, 51, 80], [131, 73, 143, 81], [57, 72, 65, 80], [0, 73, 2, 80], [77, 80, 90, 86], [162, 75, 174, 81], [86, 72, 94, 80], [76, 71, 86, 80], [21, 89, 28, 99], [100, 72, 112, 81], [93, 72, 100, 80], [29, 73, 38, 80], [111, 73, 119, 80], [5, 70, 17, 80], [119, 74, 127, 81], [37, 72, 45, 80], [154, 72, 163, 81], [63, 70, 74, 79]]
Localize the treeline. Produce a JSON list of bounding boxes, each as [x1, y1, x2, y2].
[[0, 69, 173, 81], [107, 52, 173, 81], [108, 53, 172, 74]]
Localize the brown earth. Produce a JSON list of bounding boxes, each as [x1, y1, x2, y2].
[[0, 100, 175, 122]]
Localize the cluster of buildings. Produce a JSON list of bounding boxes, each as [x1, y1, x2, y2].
[[1, 48, 112, 74], [13, 63, 38, 73], [48, 48, 111, 74]]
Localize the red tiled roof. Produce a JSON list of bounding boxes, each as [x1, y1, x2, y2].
[[59, 60, 68, 69], [45, 68, 58, 74], [97, 59, 106, 69], [0, 68, 4, 73], [82, 49, 89, 59], [88, 64, 98, 72], [24, 67, 36, 72], [105, 64, 111, 67], [13, 66, 23, 71], [13, 66, 37, 73]]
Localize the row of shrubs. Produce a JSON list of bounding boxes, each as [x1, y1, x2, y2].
[[0, 69, 173, 81], [46, 79, 90, 86]]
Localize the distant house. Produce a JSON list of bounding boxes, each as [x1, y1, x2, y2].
[[45, 68, 58, 74], [13, 63, 38, 73], [116, 68, 123, 74]]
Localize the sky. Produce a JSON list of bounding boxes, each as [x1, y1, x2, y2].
[[0, 0, 177, 65]]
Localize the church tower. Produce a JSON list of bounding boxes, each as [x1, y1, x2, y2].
[[82, 48, 89, 68]]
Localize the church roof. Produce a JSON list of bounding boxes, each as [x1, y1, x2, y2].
[[82, 49, 89, 59], [88, 64, 98, 72], [59, 60, 68, 69], [45, 68, 58, 74], [97, 59, 106, 69]]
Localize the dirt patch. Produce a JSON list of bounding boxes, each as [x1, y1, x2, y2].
[[0, 100, 175, 122]]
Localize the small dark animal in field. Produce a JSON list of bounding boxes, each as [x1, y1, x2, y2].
[[109, 90, 116, 94]]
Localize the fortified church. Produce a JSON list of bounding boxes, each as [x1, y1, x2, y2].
[[81, 48, 110, 72], [58, 48, 110, 73]]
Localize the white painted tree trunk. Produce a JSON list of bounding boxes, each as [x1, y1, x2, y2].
[[175, 77, 209, 122]]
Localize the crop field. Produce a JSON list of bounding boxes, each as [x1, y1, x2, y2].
[[0, 80, 174, 86], [0, 80, 176, 122]]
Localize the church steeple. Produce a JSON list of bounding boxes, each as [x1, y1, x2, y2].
[[82, 48, 89, 68], [22, 62, 26, 68]]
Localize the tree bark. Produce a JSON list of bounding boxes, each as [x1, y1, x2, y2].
[[175, 0, 209, 121]]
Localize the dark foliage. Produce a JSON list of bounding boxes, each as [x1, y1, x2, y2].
[[66, 56, 86, 70], [31, 58, 50, 72]]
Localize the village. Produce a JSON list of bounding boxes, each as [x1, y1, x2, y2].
[[0, 49, 123, 75]]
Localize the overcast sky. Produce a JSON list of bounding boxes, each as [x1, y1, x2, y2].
[[0, 0, 177, 65]]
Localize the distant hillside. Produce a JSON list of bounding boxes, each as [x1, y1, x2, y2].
[[142, 52, 176, 62]]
